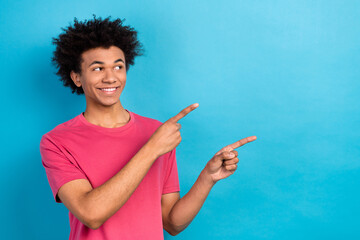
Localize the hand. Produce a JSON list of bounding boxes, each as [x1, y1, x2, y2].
[[147, 103, 199, 158], [204, 136, 257, 183]]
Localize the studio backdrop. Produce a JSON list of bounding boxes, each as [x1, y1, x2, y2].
[[0, 0, 359, 239]]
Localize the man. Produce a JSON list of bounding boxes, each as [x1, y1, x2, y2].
[[40, 15, 256, 240]]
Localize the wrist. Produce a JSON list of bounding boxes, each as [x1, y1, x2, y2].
[[141, 142, 160, 160], [199, 167, 217, 187]]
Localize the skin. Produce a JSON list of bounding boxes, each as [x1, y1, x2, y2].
[[60, 45, 257, 234], [70, 45, 130, 128]]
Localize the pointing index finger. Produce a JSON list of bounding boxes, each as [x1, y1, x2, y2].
[[228, 136, 257, 149], [168, 103, 199, 123]]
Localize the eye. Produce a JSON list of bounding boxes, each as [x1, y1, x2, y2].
[[114, 65, 123, 70], [93, 67, 102, 71]]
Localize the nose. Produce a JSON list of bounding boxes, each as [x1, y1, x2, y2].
[[102, 68, 116, 83]]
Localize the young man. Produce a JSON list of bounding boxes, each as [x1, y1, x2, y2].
[[40, 16, 256, 240]]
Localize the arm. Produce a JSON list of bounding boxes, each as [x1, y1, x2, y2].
[[162, 136, 257, 235], [58, 104, 199, 230], [58, 143, 158, 229], [161, 169, 214, 236]]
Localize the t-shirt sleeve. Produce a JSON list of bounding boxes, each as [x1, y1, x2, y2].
[[40, 134, 87, 203], [162, 148, 180, 194]]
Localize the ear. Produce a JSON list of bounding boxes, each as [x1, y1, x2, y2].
[[70, 71, 81, 87]]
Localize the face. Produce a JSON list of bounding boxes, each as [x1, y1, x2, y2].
[[70, 46, 127, 108]]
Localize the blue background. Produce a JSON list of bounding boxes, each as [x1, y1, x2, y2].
[[1, 0, 359, 239]]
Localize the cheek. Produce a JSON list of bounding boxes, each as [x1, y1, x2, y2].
[[80, 78, 89, 90], [120, 73, 127, 83], [83, 73, 99, 86], [80, 79, 96, 94]]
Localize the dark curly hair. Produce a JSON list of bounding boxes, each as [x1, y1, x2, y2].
[[52, 15, 143, 95]]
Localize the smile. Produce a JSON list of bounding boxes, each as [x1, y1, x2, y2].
[[98, 87, 119, 94]]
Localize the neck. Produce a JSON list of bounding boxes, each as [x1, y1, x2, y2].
[[83, 101, 130, 128]]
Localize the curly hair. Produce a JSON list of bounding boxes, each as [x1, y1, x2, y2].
[[52, 15, 143, 95]]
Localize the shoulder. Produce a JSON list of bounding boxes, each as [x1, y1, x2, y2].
[[131, 111, 163, 129], [40, 114, 81, 145]]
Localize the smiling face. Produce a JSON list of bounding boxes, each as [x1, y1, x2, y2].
[[70, 46, 127, 108]]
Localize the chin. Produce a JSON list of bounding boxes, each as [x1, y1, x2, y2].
[[101, 99, 120, 107]]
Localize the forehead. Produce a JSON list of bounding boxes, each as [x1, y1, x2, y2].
[[80, 46, 125, 64]]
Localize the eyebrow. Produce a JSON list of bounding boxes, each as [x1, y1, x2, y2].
[[88, 58, 124, 67]]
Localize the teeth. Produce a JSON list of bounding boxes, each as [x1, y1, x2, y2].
[[101, 88, 116, 91]]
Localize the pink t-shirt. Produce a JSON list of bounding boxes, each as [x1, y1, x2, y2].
[[40, 110, 180, 240]]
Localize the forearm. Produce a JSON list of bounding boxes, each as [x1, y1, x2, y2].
[[168, 168, 215, 234], [83, 143, 158, 229]]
